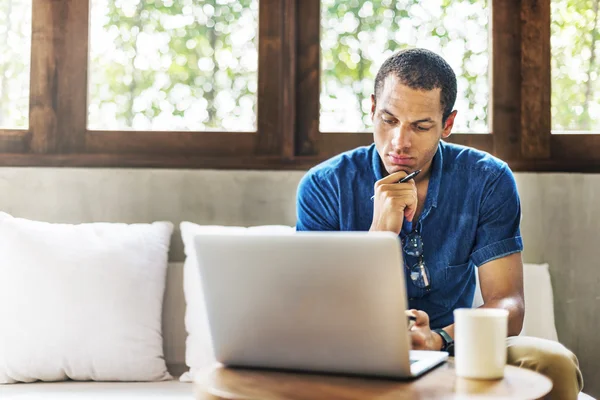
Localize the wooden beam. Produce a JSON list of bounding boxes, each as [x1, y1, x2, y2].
[[551, 134, 600, 160], [491, 0, 522, 160], [256, 0, 285, 156], [29, 0, 58, 154], [445, 134, 495, 155], [281, 0, 297, 160], [0, 130, 30, 153], [0, 153, 319, 170], [85, 131, 255, 156], [29, 0, 88, 154], [520, 0, 551, 158], [295, 0, 320, 156]]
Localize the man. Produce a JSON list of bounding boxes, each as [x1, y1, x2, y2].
[[296, 48, 583, 399]]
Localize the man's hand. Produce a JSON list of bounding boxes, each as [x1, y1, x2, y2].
[[370, 171, 418, 235], [408, 310, 443, 351]]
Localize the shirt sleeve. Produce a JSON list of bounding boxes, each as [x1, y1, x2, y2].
[[470, 164, 524, 267], [296, 170, 340, 231]]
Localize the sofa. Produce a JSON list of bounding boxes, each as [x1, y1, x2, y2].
[[0, 167, 597, 399], [0, 258, 594, 399]]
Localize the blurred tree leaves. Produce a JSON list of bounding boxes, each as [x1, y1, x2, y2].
[[551, 0, 600, 132], [320, 0, 489, 133], [0, 0, 31, 129], [88, 0, 258, 131], [0, 0, 598, 133]]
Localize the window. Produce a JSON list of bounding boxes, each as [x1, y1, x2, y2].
[[1, 0, 600, 171], [551, 0, 600, 133], [0, 0, 292, 167], [320, 0, 489, 134], [88, 0, 259, 132], [0, 0, 31, 129]]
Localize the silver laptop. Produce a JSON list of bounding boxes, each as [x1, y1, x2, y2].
[[193, 231, 448, 379]]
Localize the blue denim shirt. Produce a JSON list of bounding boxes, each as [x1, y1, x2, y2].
[[296, 141, 523, 329]]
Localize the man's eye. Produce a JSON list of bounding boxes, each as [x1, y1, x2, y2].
[[417, 126, 430, 132], [382, 118, 395, 125]]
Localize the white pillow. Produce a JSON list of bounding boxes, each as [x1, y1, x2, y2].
[[519, 263, 559, 341], [0, 212, 174, 384], [179, 222, 294, 382], [473, 263, 559, 341]]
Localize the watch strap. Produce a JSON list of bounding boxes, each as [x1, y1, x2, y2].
[[433, 328, 454, 354]]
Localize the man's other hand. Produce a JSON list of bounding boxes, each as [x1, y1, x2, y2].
[[408, 309, 443, 351]]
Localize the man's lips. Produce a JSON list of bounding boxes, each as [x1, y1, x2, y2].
[[388, 154, 414, 165]]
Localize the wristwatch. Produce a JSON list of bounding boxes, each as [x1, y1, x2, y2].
[[433, 328, 454, 356]]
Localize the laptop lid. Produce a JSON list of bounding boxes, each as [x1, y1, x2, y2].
[[193, 231, 415, 378]]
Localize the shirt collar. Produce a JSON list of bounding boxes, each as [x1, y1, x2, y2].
[[426, 141, 443, 210]]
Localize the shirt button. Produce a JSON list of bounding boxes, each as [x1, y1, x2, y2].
[[409, 297, 415, 301]]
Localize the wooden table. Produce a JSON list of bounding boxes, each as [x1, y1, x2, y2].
[[194, 359, 552, 400]]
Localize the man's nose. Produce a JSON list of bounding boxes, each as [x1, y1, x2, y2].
[[391, 124, 412, 150]]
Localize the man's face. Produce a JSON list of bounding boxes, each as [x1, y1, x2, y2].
[[371, 75, 456, 176]]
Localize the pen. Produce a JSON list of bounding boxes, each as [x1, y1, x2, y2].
[[370, 169, 422, 201], [407, 314, 417, 330]]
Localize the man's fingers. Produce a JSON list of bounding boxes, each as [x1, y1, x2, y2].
[[377, 170, 409, 185], [378, 182, 416, 194], [405, 206, 416, 222], [413, 310, 430, 327], [410, 331, 427, 350]]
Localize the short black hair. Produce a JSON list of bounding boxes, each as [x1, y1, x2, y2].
[[374, 48, 457, 122]]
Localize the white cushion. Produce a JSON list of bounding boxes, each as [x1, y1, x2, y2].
[[0, 212, 173, 384], [179, 222, 294, 382], [473, 263, 559, 341]]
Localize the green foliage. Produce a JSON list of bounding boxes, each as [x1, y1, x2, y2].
[[551, 0, 600, 132], [0, 0, 31, 129], [0, 0, 598, 133], [89, 0, 258, 131], [320, 0, 489, 133]]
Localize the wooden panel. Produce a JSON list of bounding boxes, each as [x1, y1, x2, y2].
[[508, 158, 600, 172], [29, 0, 58, 154], [86, 131, 255, 156], [551, 134, 600, 160], [281, 0, 297, 159], [491, 0, 522, 160], [29, 0, 88, 154], [0, 153, 318, 170], [0, 130, 30, 153], [295, 0, 320, 156], [256, 0, 284, 156], [5, 139, 600, 172], [445, 134, 494, 154], [520, 0, 551, 158], [501, 135, 600, 171], [319, 133, 373, 158]]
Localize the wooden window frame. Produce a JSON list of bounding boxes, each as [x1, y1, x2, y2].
[[0, 0, 599, 171], [0, 0, 298, 169]]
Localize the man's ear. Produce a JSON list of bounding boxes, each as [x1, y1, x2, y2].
[[370, 94, 376, 120], [442, 110, 457, 139]]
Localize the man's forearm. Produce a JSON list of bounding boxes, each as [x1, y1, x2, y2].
[[479, 297, 524, 337], [438, 297, 524, 348]]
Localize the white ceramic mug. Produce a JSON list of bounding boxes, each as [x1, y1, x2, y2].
[[453, 308, 509, 379]]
